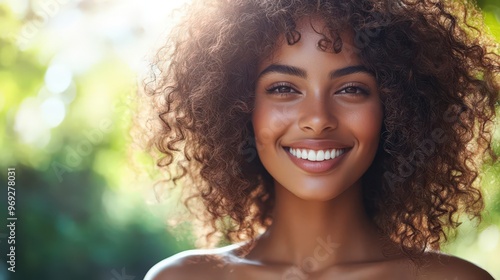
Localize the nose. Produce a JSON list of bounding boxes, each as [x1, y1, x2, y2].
[[298, 95, 337, 134]]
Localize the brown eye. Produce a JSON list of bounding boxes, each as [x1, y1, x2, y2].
[[266, 83, 299, 96], [272, 86, 294, 93], [336, 84, 369, 95], [344, 87, 359, 94]]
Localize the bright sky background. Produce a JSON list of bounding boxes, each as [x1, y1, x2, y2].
[[3, 0, 192, 148], [3, 0, 191, 70]]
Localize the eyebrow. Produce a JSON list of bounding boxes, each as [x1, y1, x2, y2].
[[257, 64, 373, 80], [329, 65, 373, 79], [258, 64, 307, 79]]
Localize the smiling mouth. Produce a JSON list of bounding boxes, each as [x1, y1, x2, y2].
[[284, 147, 348, 162]]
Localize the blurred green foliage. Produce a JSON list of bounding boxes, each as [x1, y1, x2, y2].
[[0, 3, 191, 280], [0, 1, 499, 279]]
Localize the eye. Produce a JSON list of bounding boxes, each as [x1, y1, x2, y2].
[[265, 82, 299, 96], [336, 83, 369, 95]]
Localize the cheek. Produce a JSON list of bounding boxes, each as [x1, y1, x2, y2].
[[351, 104, 383, 147], [252, 102, 294, 147]]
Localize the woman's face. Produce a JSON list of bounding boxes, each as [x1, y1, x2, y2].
[[252, 19, 383, 201]]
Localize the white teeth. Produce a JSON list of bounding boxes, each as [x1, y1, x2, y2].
[[324, 150, 331, 160], [301, 149, 307, 159], [307, 150, 316, 161], [288, 147, 347, 162], [317, 150, 325, 161]]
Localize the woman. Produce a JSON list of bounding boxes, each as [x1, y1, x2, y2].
[[141, 0, 499, 278]]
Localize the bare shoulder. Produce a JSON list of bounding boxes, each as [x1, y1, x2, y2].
[[418, 251, 494, 280], [143, 244, 242, 280]]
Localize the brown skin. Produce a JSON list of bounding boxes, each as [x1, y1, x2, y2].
[[144, 19, 494, 280], [139, 0, 499, 269], [145, 247, 493, 279]]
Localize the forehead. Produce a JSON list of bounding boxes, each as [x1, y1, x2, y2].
[[258, 18, 361, 71]]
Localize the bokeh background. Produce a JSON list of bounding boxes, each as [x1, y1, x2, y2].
[[0, 0, 499, 279]]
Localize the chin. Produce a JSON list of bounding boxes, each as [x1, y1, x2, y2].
[[277, 178, 358, 202]]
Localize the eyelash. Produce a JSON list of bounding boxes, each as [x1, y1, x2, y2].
[[265, 82, 298, 96], [265, 82, 370, 96], [336, 83, 370, 96]]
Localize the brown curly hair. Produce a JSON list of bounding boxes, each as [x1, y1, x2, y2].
[[138, 0, 499, 262]]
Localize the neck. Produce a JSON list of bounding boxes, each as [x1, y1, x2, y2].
[[247, 180, 390, 271]]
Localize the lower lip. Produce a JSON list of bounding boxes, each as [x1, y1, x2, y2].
[[285, 148, 350, 173]]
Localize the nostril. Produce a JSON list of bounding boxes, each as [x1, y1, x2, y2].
[[296, 101, 338, 134], [298, 118, 337, 133]]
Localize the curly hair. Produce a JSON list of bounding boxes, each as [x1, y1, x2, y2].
[[138, 0, 499, 263]]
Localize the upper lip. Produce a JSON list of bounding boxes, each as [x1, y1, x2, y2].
[[283, 139, 352, 150]]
